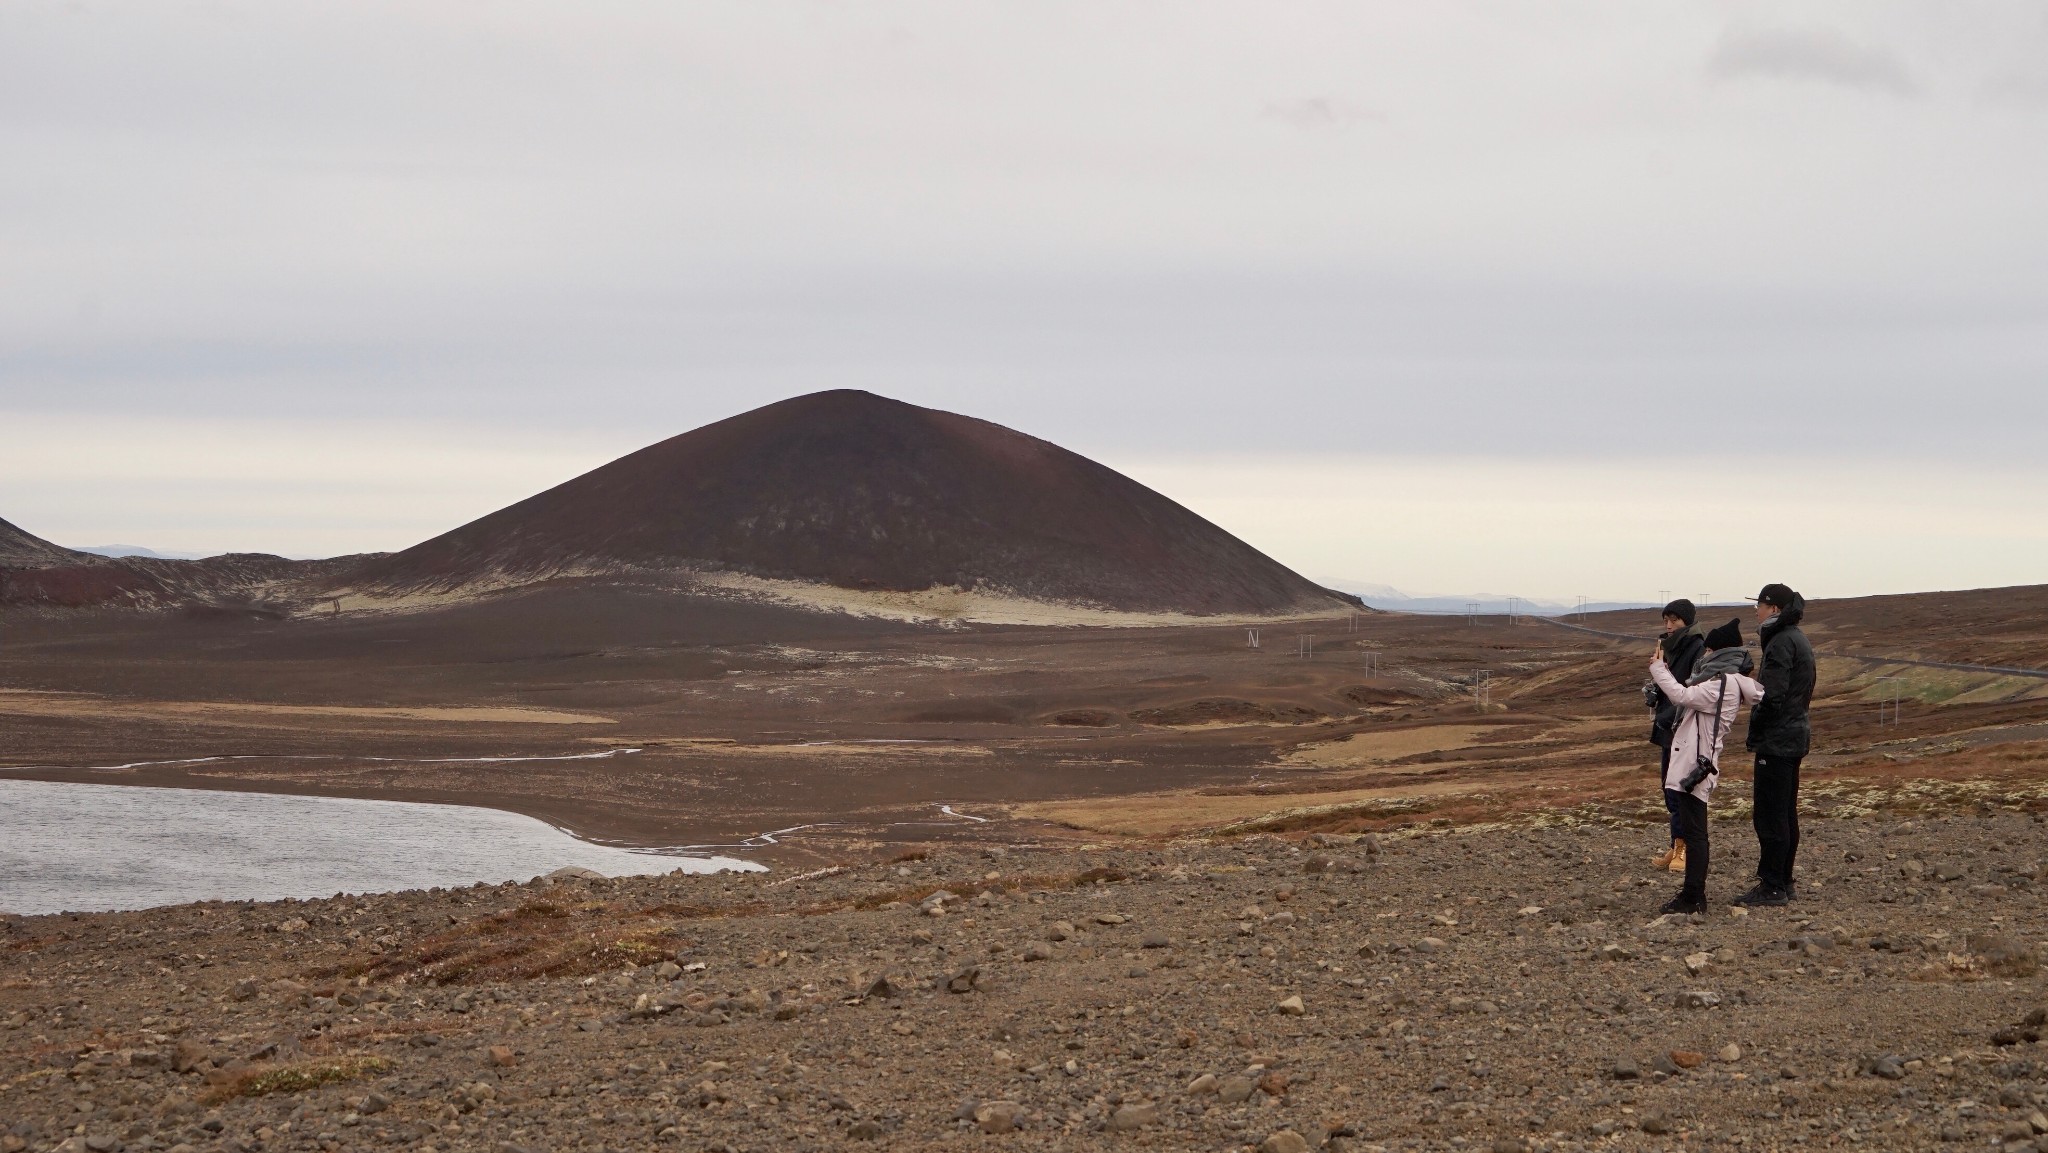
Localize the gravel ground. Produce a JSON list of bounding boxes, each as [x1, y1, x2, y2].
[[6, 808, 2048, 1153]]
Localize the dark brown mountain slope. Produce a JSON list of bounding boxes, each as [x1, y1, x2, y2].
[[346, 390, 1353, 615], [0, 515, 87, 568]]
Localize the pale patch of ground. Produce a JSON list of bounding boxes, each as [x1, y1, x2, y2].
[[651, 738, 994, 758], [1281, 724, 1498, 768], [0, 690, 612, 726], [324, 566, 1352, 628], [1013, 778, 1492, 837], [688, 570, 1348, 628]]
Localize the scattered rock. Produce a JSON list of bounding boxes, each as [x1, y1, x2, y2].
[[1217, 1075, 1257, 1104], [1276, 995, 1305, 1016], [1046, 922, 1076, 942], [1107, 1102, 1158, 1131], [1259, 1131, 1311, 1153], [170, 1039, 208, 1074], [1674, 990, 1721, 1009], [1610, 1056, 1640, 1081]]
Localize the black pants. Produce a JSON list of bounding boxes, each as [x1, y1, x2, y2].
[[1753, 754, 1803, 892], [1660, 748, 1682, 841], [1667, 789, 1709, 900]]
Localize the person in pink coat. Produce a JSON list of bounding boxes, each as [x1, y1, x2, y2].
[[1648, 618, 1765, 914]]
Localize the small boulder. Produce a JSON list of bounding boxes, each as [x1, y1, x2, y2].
[[1217, 1075, 1257, 1104], [974, 1101, 1023, 1134], [1107, 1103, 1158, 1131]]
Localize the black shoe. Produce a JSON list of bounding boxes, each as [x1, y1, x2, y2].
[[1732, 885, 1789, 908], [1660, 892, 1706, 916]]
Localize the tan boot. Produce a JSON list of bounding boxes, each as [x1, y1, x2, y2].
[[1667, 837, 1688, 873], [1651, 841, 1678, 869]]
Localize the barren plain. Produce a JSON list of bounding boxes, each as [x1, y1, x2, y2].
[[4, 581, 2048, 1152]]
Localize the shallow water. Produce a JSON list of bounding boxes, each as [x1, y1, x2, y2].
[[0, 779, 759, 915]]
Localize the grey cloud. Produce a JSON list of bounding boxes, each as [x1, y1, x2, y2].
[[1707, 27, 1917, 96]]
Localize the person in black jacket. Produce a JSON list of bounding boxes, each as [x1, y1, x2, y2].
[[1644, 599, 1706, 870], [1736, 583, 1817, 907]]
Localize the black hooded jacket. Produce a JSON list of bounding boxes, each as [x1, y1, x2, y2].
[[1745, 594, 1816, 759], [1647, 626, 1707, 748]]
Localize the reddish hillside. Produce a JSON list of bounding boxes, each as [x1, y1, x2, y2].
[[347, 391, 1352, 615]]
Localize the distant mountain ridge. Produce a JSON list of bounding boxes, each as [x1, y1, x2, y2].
[[1334, 582, 1723, 617], [75, 544, 210, 560]]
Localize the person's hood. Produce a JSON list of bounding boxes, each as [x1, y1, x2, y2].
[[1761, 592, 1806, 641], [1688, 646, 1755, 684]]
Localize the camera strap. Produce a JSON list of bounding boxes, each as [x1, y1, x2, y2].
[[1695, 674, 1728, 777]]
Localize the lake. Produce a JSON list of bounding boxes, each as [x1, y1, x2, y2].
[[0, 778, 760, 915]]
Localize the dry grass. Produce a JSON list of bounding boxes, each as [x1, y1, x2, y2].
[[342, 867, 1131, 987], [201, 1056, 390, 1103]]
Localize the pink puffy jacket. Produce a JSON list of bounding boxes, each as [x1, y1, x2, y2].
[[1649, 658, 1764, 801]]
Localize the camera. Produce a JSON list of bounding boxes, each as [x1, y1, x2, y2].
[[1678, 756, 1717, 793]]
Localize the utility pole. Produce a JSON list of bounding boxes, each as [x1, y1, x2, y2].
[[1876, 675, 1903, 725], [1247, 628, 1260, 650], [1466, 601, 1480, 626]]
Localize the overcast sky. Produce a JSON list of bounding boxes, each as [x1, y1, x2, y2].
[[4, 2, 2045, 600]]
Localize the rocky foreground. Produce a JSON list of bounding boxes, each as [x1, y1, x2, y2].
[[5, 810, 2048, 1153]]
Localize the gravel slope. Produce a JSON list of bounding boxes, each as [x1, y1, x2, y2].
[[5, 809, 2048, 1153]]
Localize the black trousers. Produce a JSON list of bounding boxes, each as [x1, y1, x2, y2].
[[1667, 789, 1709, 900], [1753, 754, 1803, 892], [1659, 748, 1683, 841]]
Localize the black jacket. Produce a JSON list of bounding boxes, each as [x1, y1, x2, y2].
[[1648, 627, 1708, 748], [1745, 595, 1816, 759]]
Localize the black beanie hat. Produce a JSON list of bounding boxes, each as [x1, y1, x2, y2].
[[1703, 618, 1743, 651], [1661, 599, 1697, 627], [1756, 583, 1798, 609]]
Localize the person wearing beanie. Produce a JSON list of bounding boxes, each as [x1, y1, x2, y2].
[[1644, 599, 1706, 872], [1737, 583, 1817, 907], [1648, 619, 1763, 915]]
